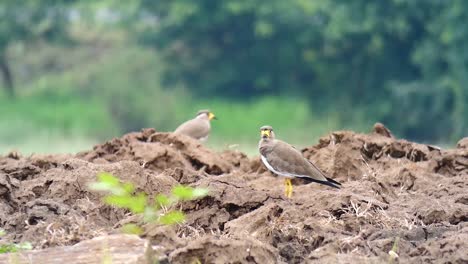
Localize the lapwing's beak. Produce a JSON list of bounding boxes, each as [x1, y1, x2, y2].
[[261, 130, 270, 138], [208, 112, 217, 120]]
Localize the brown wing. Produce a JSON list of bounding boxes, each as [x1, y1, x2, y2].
[[265, 140, 328, 182], [174, 119, 210, 139]]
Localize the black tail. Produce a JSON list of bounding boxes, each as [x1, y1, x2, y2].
[[325, 176, 341, 187], [305, 160, 341, 189], [301, 176, 341, 189]]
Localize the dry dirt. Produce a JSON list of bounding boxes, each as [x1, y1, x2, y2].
[[0, 126, 467, 263]]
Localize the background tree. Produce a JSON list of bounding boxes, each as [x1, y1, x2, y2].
[[1, 0, 466, 153], [0, 0, 72, 98], [134, 0, 468, 141]]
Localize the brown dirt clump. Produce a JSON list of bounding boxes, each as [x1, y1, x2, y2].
[[1, 126, 467, 263], [77, 128, 239, 175]]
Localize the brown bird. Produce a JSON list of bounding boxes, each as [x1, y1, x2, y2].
[[174, 110, 217, 141], [258, 125, 341, 198]]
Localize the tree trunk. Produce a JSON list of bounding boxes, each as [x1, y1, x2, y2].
[[0, 54, 14, 98]]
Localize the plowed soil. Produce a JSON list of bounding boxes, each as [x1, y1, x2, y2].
[[1, 126, 467, 263]]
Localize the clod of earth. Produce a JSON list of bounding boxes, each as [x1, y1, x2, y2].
[[0, 127, 467, 263]]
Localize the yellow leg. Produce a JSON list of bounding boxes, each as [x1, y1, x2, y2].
[[288, 179, 293, 198], [284, 179, 293, 198], [289, 180, 292, 198]]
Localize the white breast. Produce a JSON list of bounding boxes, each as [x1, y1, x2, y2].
[[260, 154, 319, 180], [198, 135, 209, 142], [261, 155, 295, 178]]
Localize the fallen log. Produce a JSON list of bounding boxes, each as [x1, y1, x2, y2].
[[0, 234, 153, 264]]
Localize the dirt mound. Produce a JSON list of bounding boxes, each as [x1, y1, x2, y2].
[[77, 128, 249, 175], [1, 126, 467, 263], [0, 155, 177, 249]]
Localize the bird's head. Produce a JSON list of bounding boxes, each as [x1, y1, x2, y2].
[[197, 109, 217, 121], [260, 125, 275, 139]]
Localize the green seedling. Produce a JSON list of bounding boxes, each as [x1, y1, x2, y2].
[[89, 172, 208, 234], [0, 229, 33, 254], [388, 236, 400, 264]]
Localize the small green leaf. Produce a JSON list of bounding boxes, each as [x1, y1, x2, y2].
[[122, 182, 135, 194], [89, 173, 127, 196], [0, 244, 17, 254], [88, 182, 114, 192], [172, 185, 195, 200], [172, 185, 208, 200], [192, 188, 209, 198], [98, 173, 120, 186], [155, 194, 170, 207], [104, 194, 133, 208], [0, 229, 5, 237], [121, 224, 143, 235], [104, 192, 147, 214], [17, 242, 32, 251], [159, 211, 185, 225], [0, 241, 32, 254], [127, 192, 147, 214]]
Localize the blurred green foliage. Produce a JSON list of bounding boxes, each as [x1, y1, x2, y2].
[[0, 228, 33, 254], [0, 0, 466, 154], [0, 241, 32, 254], [89, 172, 208, 234], [0, 0, 74, 97]]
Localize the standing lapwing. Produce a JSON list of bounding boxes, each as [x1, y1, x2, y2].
[[258, 125, 341, 198], [174, 110, 217, 141]]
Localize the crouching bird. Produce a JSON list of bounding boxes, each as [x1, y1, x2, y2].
[[174, 110, 217, 141], [258, 125, 341, 198]]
